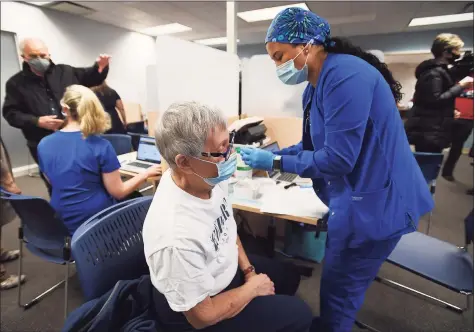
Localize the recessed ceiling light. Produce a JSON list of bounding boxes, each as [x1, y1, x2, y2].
[[194, 37, 240, 46], [237, 3, 309, 23], [140, 23, 192, 36], [409, 12, 474, 27]]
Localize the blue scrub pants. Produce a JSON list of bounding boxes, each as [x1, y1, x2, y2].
[[312, 236, 401, 332]]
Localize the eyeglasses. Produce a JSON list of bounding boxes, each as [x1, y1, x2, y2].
[[200, 131, 236, 161]]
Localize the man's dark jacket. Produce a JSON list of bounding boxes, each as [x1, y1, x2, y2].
[[405, 59, 464, 149], [62, 275, 159, 332], [2, 61, 108, 144]]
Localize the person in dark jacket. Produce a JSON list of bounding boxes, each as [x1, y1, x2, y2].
[[405, 33, 473, 153], [90, 81, 127, 134], [2, 38, 111, 194], [441, 82, 473, 181]]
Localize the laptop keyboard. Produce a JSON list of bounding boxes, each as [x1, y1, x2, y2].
[[277, 172, 298, 182], [127, 162, 150, 169]]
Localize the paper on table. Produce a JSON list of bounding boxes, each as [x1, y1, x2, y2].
[[260, 186, 329, 219]]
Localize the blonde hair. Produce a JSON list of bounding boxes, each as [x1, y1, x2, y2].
[[61, 85, 111, 137], [431, 33, 464, 57]]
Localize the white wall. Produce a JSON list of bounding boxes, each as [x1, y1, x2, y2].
[[242, 55, 306, 118], [387, 63, 419, 105], [1, 1, 156, 109], [155, 36, 240, 118], [226, 27, 474, 58]]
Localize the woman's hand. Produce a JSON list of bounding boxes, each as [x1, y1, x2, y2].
[[144, 164, 161, 178], [244, 271, 257, 282], [454, 109, 461, 119], [245, 273, 275, 297], [459, 76, 474, 89], [240, 147, 274, 171]]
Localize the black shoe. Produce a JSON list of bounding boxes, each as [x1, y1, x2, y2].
[[467, 188, 473, 196], [442, 174, 455, 182]]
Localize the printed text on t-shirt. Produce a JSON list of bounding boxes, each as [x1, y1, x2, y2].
[[211, 198, 231, 251]]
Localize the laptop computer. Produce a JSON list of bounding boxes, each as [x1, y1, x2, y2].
[[261, 142, 299, 183], [120, 136, 161, 173]]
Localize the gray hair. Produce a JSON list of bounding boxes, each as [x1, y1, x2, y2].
[[155, 101, 227, 168], [18, 38, 47, 55]]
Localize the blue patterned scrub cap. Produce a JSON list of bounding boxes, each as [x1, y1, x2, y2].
[[265, 7, 334, 47]]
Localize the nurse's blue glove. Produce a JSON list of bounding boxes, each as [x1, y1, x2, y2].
[[240, 147, 275, 171]]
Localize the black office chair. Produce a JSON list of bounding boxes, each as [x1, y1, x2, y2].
[[126, 121, 148, 151], [100, 134, 132, 155]]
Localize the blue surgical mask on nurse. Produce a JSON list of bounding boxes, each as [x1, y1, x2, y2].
[[276, 40, 313, 85]]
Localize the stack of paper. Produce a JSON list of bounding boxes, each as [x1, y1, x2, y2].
[[260, 186, 328, 218], [228, 116, 264, 132]]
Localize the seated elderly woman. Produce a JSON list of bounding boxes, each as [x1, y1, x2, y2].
[[143, 102, 313, 332]]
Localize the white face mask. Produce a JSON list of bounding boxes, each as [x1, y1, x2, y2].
[[61, 103, 69, 117]]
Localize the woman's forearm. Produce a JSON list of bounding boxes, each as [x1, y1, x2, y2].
[[115, 173, 147, 200], [237, 236, 252, 271], [119, 109, 127, 125], [187, 283, 255, 329], [211, 284, 255, 321]]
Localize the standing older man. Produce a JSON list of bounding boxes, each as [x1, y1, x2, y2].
[[2, 38, 110, 194], [143, 101, 312, 332]]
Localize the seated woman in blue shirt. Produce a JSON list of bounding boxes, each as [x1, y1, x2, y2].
[[38, 85, 160, 235], [240, 8, 434, 332]]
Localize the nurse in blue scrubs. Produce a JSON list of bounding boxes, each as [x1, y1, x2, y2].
[[240, 8, 434, 332]]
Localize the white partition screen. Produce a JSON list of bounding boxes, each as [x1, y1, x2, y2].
[[155, 36, 240, 118], [242, 55, 307, 118]]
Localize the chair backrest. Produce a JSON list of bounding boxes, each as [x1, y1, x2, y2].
[[126, 121, 147, 135], [413, 152, 444, 184], [100, 134, 132, 155], [71, 197, 153, 301], [0, 188, 70, 251], [126, 132, 144, 152]]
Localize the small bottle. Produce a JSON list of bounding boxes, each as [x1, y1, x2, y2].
[[234, 147, 252, 179]]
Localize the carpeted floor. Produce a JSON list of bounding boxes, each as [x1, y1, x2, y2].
[[1, 155, 473, 332]]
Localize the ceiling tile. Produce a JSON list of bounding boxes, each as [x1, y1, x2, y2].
[[85, 11, 149, 31], [69, 1, 474, 45]]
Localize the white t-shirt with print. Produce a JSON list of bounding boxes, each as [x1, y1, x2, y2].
[[143, 170, 238, 312]]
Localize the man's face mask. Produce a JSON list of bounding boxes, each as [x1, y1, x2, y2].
[[276, 40, 313, 85], [28, 58, 50, 74], [446, 50, 462, 65]]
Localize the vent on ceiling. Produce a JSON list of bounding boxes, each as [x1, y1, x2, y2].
[[44, 1, 95, 16]]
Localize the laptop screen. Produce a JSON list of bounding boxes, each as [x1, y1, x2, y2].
[[137, 136, 161, 163], [262, 142, 280, 153]]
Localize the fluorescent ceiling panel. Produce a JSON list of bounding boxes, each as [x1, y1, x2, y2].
[[238, 3, 309, 23], [195, 37, 240, 46], [26, 1, 53, 5], [409, 13, 473, 27], [140, 23, 192, 36]]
